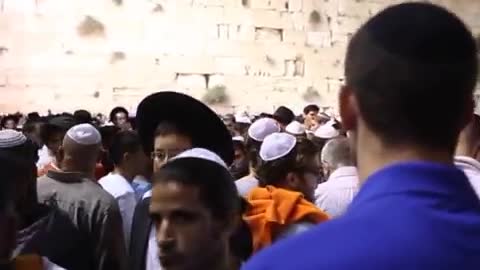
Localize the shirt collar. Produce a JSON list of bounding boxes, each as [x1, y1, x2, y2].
[[349, 161, 477, 211], [46, 170, 88, 183], [328, 166, 358, 180], [455, 156, 480, 172]]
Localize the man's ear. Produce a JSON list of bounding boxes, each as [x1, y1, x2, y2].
[[56, 146, 65, 165], [339, 85, 358, 131], [285, 172, 301, 190]]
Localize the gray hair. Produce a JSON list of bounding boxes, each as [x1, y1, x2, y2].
[[321, 137, 354, 168]]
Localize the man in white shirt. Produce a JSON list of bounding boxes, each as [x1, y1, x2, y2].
[[99, 130, 149, 247], [455, 114, 480, 198], [315, 137, 359, 217]]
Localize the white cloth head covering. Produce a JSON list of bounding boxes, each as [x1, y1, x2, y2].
[[235, 112, 252, 124], [172, 148, 228, 169], [314, 120, 340, 139], [0, 130, 26, 148], [248, 117, 280, 142], [66, 124, 101, 145], [259, 132, 296, 161], [232, 136, 245, 143], [285, 121, 306, 135]]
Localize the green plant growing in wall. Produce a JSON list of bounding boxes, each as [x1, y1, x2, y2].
[[202, 85, 228, 105], [77, 16, 105, 37], [302, 86, 321, 102]]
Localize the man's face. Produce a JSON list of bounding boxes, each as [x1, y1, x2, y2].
[[152, 134, 192, 173], [46, 132, 66, 156], [115, 112, 128, 126], [150, 182, 226, 270], [4, 120, 16, 130], [305, 111, 319, 123]]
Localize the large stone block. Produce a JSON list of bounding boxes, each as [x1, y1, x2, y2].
[[255, 27, 283, 42], [176, 74, 207, 89], [214, 57, 246, 75]]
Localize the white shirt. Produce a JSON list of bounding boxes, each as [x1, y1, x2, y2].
[[37, 145, 54, 169], [143, 191, 163, 270], [455, 156, 480, 198], [235, 175, 259, 197], [98, 173, 137, 248], [315, 166, 359, 218], [43, 257, 66, 270]]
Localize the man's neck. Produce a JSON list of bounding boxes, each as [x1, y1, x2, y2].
[[113, 167, 134, 183], [356, 134, 453, 185]]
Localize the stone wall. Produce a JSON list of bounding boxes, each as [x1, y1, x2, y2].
[[0, 0, 479, 114]]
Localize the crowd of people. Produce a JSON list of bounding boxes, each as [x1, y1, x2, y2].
[[2, 2, 480, 270]]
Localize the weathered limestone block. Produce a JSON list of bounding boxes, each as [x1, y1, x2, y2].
[[176, 74, 207, 89], [215, 57, 246, 75], [255, 27, 283, 41]]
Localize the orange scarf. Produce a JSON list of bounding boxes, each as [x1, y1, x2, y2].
[[14, 254, 43, 270], [245, 186, 329, 253]]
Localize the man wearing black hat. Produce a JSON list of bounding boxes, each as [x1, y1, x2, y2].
[[130, 91, 244, 270]]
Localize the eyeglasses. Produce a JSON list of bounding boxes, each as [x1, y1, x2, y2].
[[151, 148, 187, 162]]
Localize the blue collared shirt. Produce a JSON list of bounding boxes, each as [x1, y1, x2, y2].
[[242, 162, 480, 270]]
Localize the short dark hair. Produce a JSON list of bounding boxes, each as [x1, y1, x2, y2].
[[154, 121, 190, 138], [245, 137, 262, 170], [109, 107, 129, 123], [109, 131, 142, 166], [345, 3, 478, 149], [257, 139, 318, 186], [153, 158, 240, 220], [74, 110, 92, 124], [303, 104, 320, 115], [273, 106, 295, 126], [1, 115, 18, 128]]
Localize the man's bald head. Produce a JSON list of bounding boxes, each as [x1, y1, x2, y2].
[[321, 137, 354, 170], [59, 124, 101, 177]]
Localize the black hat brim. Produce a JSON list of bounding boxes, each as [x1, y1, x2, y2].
[[136, 91, 234, 166]]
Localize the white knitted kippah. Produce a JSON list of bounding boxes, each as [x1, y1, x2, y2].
[[314, 120, 340, 139], [172, 148, 228, 168], [285, 121, 305, 135], [0, 130, 27, 148], [66, 124, 101, 145], [259, 132, 296, 161], [247, 117, 280, 142]]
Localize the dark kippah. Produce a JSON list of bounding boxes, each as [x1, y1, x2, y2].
[[361, 2, 476, 62]]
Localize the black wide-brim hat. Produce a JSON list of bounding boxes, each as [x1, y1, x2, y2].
[[136, 91, 234, 166]]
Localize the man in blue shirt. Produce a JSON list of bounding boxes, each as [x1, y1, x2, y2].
[[243, 3, 480, 270]]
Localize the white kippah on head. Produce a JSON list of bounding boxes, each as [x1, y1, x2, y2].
[[314, 120, 340, 139], [0, 130, 26, 148], [285, 121, 305, 135], [259, 132, 296, 161], [247, 117, 280, 142], [172, 148, 228, 169], [235, 115, 252, 124], [66, 124, 101, 145], [232, 136, 245, 143]]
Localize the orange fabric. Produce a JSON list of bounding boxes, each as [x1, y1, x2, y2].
[[245, 185, 329, 252], [37, 162, 59, 177], [14, 254, 43, 270]]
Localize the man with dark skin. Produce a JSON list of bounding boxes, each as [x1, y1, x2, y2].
[[38, 124, 128, 270]]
